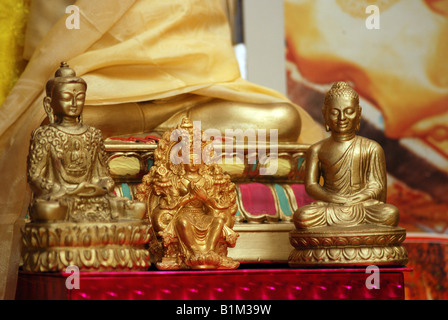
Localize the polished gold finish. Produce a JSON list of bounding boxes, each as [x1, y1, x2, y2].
[[105, 139, 309, 184], [82, 96, 302, 142], [289, 82, 408, 266], [136, 118, 240, 270], [22, 221, 151, 271], [289, 225, 407, 266], [22, 62, 151, 272]]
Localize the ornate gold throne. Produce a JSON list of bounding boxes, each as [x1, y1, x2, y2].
[[105, 138, 311, 263]]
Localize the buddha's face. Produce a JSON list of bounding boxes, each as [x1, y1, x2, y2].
[[324, 96, 361, 134], [50, 82, 86, 118]]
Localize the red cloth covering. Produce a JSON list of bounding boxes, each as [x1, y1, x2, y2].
[[108, 135, 159, 143]]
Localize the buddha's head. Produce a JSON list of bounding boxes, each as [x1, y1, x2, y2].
[[44, 62, 87, 124], [323, 81, 361, 134]]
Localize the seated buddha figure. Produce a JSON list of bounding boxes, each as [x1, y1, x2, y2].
[[136, 118, 239, 270], [293, 82, 400, 229], [27, 62, 146, 222]]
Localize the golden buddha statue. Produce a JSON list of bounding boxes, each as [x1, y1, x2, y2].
[[289, 82, 408, 266], [28, 62, 146, 222], [16, 0, 324, 144], [22, 62, 152, 272], [136, 118, 240, 270]]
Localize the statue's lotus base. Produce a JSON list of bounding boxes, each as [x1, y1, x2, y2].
[[289, 225, 408, 267], [21, 220, 152, 272]]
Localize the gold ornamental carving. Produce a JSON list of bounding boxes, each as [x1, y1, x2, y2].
[[136, 118, 240, 270], [289, 82, 408, 267], [22, 62, 151, 272], [22, 221, 151, 271]]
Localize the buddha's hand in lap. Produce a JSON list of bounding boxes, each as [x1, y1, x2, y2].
[[346, 193, 371, 205], [324, 193, 348, 205], [47, 184, 68, 201], [96, 177, 115, 193], [67, 182, 108, 197]]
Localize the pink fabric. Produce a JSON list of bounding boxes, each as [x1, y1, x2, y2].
[[239, 183, 277, 216], [290, 184, 314, 207], [16, 267, 410, 300]]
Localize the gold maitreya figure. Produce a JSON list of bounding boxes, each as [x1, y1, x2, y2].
[[289, 82, 408, 266], [136, 118, 239, 270], [22, 62, 151, 272]]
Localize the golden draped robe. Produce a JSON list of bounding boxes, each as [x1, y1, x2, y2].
[[294, 136, 399, 229]]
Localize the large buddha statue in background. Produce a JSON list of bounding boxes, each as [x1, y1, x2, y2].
[[19, 0, 324, 142]]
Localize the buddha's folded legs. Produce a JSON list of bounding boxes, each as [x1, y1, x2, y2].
[[293, 202, 328, 229], [80, 97, 302, 141], [365, 202, 400, 227], [293, 200, 400, 229]]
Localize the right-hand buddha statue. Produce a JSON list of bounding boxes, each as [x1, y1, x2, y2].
[[289, 82, 408, 266]]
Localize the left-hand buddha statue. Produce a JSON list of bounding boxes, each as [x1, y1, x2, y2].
[[22, 62, 152, 272], [28, 62, 146, 222], [289, 82, 408, 266]]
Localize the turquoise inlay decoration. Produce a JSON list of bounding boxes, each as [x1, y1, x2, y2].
[[121, 183, 132, 200], [251, 159, 258, 172], [147, 159, 154, 171], [274, 184, 292, 216], [297, 157, 305, 170], [235, 208, 241, 216]]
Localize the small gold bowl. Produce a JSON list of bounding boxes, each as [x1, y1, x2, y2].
[[30, 200, 68, 222]]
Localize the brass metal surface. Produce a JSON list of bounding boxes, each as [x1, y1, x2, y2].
[[82, 96, 302, 142], [289, 82, 408, 266], [136, 118, 240, 270], [22, 63, 151, 272]]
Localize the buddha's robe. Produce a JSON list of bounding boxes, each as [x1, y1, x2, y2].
[[28, 125, 108, 193], [294, 136, 399, 229], [28, 124, 115, 222]]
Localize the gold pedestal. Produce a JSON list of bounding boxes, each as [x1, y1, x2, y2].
[[21, 220, 152, 272], [289, 225, 408, 267]]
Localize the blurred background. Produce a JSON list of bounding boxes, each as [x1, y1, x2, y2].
[[224, 0, 448, 300]]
